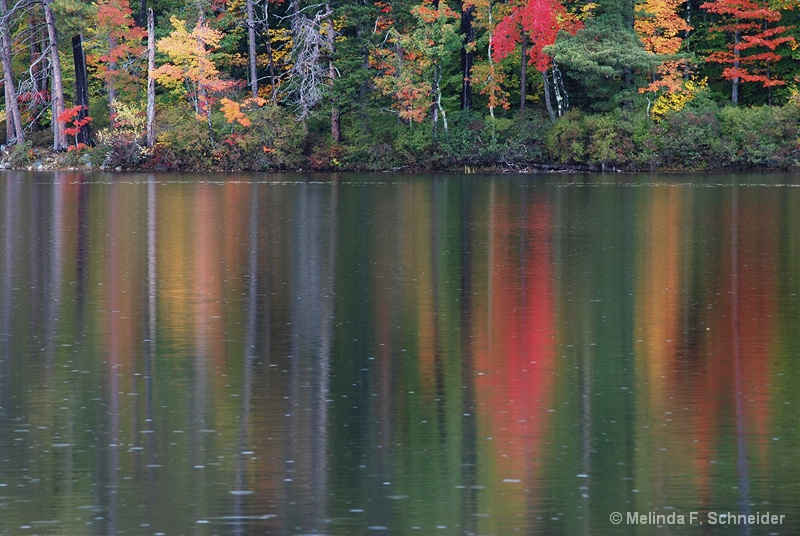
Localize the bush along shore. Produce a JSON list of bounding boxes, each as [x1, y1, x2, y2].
[[2, 100, 799, 174]]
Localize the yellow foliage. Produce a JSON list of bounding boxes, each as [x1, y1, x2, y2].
[[651, 78, 707, 120], [578, 3, 599, 20]]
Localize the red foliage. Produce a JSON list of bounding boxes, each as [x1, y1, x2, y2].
[[700, 0, 795, 87], [58, 105, 92, 148], [493, 0, 582, 72]]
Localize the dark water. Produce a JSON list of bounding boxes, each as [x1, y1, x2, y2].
[[1, 171, 800, 535]]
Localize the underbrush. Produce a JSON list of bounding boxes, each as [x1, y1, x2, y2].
[[4, 100, 798, 173]]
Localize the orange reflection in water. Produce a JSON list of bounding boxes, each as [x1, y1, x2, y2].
[[633, 188, 778, 509]]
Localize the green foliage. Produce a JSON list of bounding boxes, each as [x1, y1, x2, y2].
[[547, 110, 636, 168], [214, 105, 306, 171], [657, 98, 727, 169], [7, 140, 33, 167], [2, 0, 797, 174], [151, 107, 216, 169], [152, 104, 305, 171], [546, 14, 658, 112], [717, 105, 799, 169]]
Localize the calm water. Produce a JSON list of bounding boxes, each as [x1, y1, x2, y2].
[[1, 171, 800, 535]]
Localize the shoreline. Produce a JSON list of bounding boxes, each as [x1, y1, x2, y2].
[[2, 147, 797, 175]]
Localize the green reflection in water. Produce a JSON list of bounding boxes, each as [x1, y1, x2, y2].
[[0, 171, 799, 535]]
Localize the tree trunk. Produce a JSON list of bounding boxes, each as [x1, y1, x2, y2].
[[146, 8, 155, 148], [264, 0, 277, 103], [43, 0, 67, 151], [542, 71, 556, 122], [487, 6, 495, 120], [137, 0, 147, 28], [552, 61, 568, 116], [72, 34, 91, 146], [290, 0, 300, 42], [247, 0, 258, 98], [519, 33, 527, 113], [460, 2, 474, 110], [0, 0, 24, 144], [325, 1, 340, 142], [107, 34, 118, 122], [28, 12, 44, 131]]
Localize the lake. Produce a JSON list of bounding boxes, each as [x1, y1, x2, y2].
[[1, 171, 800, 535]]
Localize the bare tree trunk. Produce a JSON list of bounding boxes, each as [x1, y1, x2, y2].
[[146, 8, 155, 148], [0, 0, 24, 144], [107, 34, 118, 122], [28, 11, 44, 131], [460, 1, 474, 110], [72, 34, 91, 146], [264, 0, 277, 103], [43, 0, 67, 151], [325, 1, 339, 142], [247, 0, 258, 98], [487, 6, 495, 120], [290, 0, 300, 41], [542, 71, 555, 122]]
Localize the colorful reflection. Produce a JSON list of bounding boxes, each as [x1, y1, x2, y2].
[[0, 172, 799, 535]]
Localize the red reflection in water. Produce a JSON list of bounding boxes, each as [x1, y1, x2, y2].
[[474, 198, 555, 518]]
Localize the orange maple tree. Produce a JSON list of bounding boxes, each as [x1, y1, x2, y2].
[[636, 0, 693, 94]]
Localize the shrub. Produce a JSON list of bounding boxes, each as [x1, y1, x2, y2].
[[215, 105, 306, 170], [546, 110, 587, 164], [547, 111, 636, 169], [659, 99, 728, 170], [152, 107, 215, 170], [7, 140, 33, 167], [717, 105, 799, 169]]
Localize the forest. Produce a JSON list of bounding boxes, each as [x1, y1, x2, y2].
[[0, 0, 798, 172]]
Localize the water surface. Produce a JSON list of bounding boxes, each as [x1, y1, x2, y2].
[[1, 171, 800, 535]]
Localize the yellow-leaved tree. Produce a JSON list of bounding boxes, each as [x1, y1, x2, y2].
[[153, 16, 236, 139]]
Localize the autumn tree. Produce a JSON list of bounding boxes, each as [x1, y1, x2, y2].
[[373, 0, 461, 131], [492, 0, 582, 118], [92, 0, 147, 120], [153, 15, 236, 139], [636, 0, 693, 95], [700, 0, 795, 104], [465, 0, 510, 118]]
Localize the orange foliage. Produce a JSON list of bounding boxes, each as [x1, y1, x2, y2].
[[93, 0, 147, 102], [636, 0, 693, 94]]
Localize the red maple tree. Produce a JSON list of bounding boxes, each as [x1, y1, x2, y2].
[[58, 105, 93, 151], [700, 0, 795, 102], [492, 0, 582, 72]]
